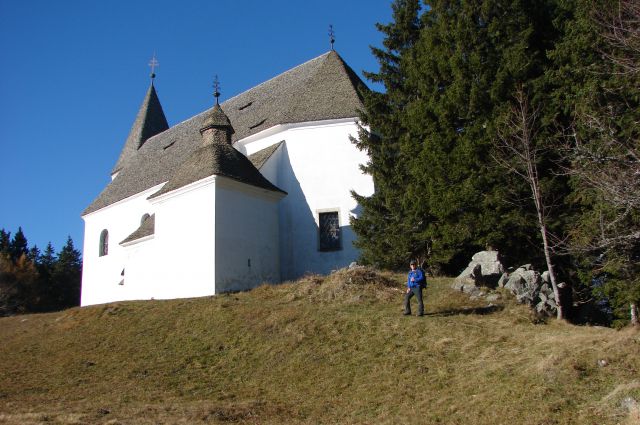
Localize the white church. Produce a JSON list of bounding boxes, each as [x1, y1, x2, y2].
[[80, 51, 374, 306]]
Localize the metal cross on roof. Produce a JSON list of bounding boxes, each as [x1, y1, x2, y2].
[[148, 53, 159, 81], [213, 75, 221, 104], [328, 25, 335, 50]]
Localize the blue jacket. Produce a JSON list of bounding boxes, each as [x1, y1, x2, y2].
[[407, 269, 424, 288]]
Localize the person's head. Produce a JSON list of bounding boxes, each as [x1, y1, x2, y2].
[[410, 260, 417, 269]]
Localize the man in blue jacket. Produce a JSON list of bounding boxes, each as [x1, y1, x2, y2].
[[404, 260, 425, 316]]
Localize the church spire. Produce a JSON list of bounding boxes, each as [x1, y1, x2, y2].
[[111, 57, 170, 176]]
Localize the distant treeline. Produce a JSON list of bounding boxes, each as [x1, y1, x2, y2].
[[0, 227, 81, 316]]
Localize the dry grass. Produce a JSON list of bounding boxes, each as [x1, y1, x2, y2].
[[0, 267, 638, 424]]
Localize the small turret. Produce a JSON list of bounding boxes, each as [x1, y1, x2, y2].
[[199, 76, 234, 146]]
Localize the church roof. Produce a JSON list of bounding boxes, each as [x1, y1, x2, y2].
[[112, 83, 169, 175], [148, 140, 285, 199], [83, 51, 367, 215], [248, 141, 284, 170], [120, 214, 155, 245]]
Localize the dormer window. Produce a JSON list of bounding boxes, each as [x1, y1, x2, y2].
[[239, 101, 253, 110], [99, 229, 109, 257]]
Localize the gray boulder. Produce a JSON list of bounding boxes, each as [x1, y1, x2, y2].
[[452, 251, 504, 294], [499, 265, 558, 317]]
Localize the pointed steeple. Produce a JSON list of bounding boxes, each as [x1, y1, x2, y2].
[[112, 79, 169, 176]]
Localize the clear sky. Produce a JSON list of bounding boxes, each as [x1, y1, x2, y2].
[[0, 0, 391, 255]]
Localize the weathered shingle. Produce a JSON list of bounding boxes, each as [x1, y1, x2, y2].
[[84, 51, 367, 215], [248, 141, 284, 170]]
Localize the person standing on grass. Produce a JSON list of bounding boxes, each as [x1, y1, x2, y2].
[[404, 260, 425, 316]]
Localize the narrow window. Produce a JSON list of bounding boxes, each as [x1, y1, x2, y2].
[[319, 212, 341, 251], [141, 213, 150, 225], [99, 229, 109, 257]]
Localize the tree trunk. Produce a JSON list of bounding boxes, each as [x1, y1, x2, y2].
[[495, 86, 565, 320], [631, 303, 639, 326], [537, 209, 564, 320]]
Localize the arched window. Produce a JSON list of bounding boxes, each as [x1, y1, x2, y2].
[[99, 229, 109, 257], [141, 213, 150, 225]]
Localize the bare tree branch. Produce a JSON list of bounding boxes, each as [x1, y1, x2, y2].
[[494, 85, 566, 320]]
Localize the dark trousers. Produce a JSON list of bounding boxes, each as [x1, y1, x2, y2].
[[404, 286, 424, 315]]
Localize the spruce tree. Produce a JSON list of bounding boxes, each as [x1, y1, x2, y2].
[[351, 0, 423, 269], [9, 227, 28, 263], [34, 242, 56, 312], [395, 0, 567, 273], [0, 229, 10, 255], [51, 236, 82, 309], [550, 0, 640, 325]]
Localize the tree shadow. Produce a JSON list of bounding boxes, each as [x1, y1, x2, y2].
[[424, 304, 504, 317]]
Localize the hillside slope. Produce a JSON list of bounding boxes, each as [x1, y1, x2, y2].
[[0, 268, 638, 425]]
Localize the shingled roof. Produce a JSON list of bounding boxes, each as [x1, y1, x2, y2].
[[148, 141, 285, 199], [248, 141, 284, 170], [112, 83, 169, 175], [84, 50, 367, 215]]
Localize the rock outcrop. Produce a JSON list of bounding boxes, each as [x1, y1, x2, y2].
[[453, 251, 559, 317], [452, 251, 504, 295]]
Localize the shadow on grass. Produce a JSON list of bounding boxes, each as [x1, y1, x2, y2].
[[425, 304, 504, 317]]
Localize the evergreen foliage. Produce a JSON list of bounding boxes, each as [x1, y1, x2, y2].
[[0, 227, 82, 316], [354, 0, 638, 323], [556, 0, 640, 325], [51, 236, 82, 309], [351, 0, 423, 270]]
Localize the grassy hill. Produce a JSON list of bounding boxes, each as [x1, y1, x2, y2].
[[1, 268, 638, 425]]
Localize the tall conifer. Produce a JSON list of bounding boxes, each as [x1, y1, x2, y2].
[[9, 227, 28, 263], [351, 0, 423, 269], [51, 237, 82, 309], [396, 0, 565, 272]]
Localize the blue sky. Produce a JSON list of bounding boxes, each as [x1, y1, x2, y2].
[[0, 0, 392, 254]]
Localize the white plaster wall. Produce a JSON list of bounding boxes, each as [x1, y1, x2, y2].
[[151, 180, 217, 299], [120, 238, 157, 300], [256, 143, 283, 185], [214, 178, 281, 292], [238, 119, 374, 280], [81, 185, 161, 306], [82, 118, 373, 305]]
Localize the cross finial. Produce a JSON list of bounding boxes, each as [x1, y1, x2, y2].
[[213, 75, 220, 105], [328, 24, 335, 50], [148, 53, 159, 83]]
